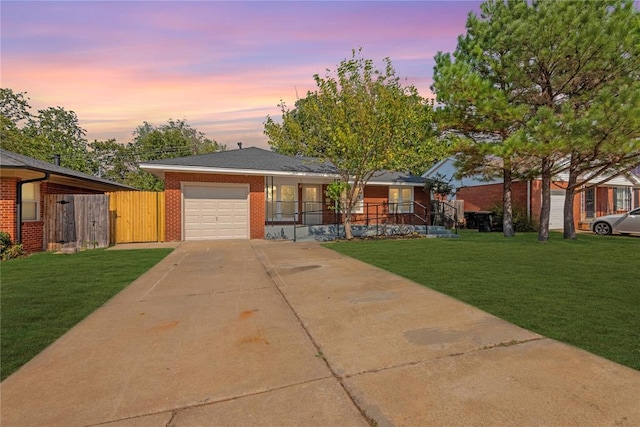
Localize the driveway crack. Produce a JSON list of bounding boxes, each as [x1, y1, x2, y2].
[[343, 337, 549, 379], [253, 245, 378, 427]]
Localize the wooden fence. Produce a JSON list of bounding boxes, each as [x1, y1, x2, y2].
[[108, 191, 165, 243], [43, 194, 110, 251]]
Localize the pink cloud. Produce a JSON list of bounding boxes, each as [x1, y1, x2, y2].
[[2, 1, 481, 149]]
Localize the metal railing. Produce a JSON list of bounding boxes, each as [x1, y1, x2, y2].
[[266, 199, 457, 241], [430, 200, 459, 233]]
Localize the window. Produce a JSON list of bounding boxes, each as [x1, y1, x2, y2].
[[266, 183, 297, 220], [331, 186, 363, 214], [389, 187, 414, 213], [352, 189, 364, 214], [613, 187, 631, 212], [584, 187, 595, 219], [21, 182, 40, 221]]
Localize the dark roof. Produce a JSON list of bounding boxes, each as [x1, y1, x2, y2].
[[144, 147, 337, 174], [142, 147, 424, 185], [0, 149, 134, 190], [369, 170, 424, 184]]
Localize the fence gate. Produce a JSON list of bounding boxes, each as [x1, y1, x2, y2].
[[108, 191, 165, 243], [43, 194, 110, 251]]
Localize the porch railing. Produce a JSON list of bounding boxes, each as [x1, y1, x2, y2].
[[266, 199, 457, 241]]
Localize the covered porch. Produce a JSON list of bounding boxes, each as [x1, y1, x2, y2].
[[263, 176, 456, 241]]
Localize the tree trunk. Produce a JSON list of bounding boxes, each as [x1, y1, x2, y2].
[[343, 213, 353, 239], [563, 188, 577, 240], [503, 167, 515, 237], [563, 161, 579, 240], [538, 157, 552, 242]]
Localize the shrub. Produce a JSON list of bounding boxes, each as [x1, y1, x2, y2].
[[0, 232, 26, 261], [0, 231, 13, 254], [490, 203, 538, 232], [2, 244, 25, 261]]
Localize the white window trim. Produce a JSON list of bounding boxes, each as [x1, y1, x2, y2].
[[338, 187, 364, 214], [266, 182, 298, 221], [613, 187, 631, 212], [389, 186, 414, 214], [21, 182, 40, 221]]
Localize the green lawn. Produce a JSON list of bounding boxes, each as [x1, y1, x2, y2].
[[327, 231, 640, 371], [0, 248, 173, 380]]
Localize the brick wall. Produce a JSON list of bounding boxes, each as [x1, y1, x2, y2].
[[21, 221, 44, 253], [164, 172, 265, 241], [529, 180, 542, 221], [320, 184, 428, 225], [457, 181, 531, 213], [457, 183, 505, 212], [1, 178, 46, 252], [1, 178, 109, 253], [458, 180, 585, 228], [0, 177, 18, 241], [415, 187, 429, 206]]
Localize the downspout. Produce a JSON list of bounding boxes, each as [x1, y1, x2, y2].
[[16, 173, 49, 245]]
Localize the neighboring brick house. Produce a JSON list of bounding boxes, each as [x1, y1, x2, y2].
[[0, 149, 131, 253], [140, 147, 428, 241], [424, 157, 640, 230]]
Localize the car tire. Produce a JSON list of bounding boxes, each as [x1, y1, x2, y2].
[[593, 222, 612, 235]]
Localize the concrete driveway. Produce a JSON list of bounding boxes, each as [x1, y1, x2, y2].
[[1, 240, 639, 426]]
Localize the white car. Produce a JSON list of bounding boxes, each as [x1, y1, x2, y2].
[[591, 207, 640, 236]]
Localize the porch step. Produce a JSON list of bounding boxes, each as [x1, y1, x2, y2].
[[426, 225, 460, 238]]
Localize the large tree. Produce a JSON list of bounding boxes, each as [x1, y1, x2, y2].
[[432, 0, 640, 241], [124, 119, 226, 190], [264, 49, 440, 239], [1, 89, 38, 158], [0, 88, 31, 126], [431, 3, 537, 238], [88, 138, 133, 183], [24, 106, 93, 173], [558, 85, 640, 239], [1, 89, 94, 172]]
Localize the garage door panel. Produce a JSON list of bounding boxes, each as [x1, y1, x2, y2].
[[199, 202, 217, 210], [183, 185, 249, 240]]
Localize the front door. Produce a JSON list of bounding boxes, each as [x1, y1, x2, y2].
[[302, 185, 322, 225]]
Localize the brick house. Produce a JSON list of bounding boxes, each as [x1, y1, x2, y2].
[[424, 157, 640, 230], [0, 149, 132, 253], [140, 147, 429, 241]]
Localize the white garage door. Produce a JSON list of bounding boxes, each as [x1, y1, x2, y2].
[[549, 190, 566, 230], [183, 184, 249, 240]]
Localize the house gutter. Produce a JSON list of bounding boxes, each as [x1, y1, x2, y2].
[[16, 172, 49, 245], [140, 163, 340, 179]]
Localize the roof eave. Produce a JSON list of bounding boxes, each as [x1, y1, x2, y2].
[[139, 164, 341, 179], [1, 165, 134, 191]]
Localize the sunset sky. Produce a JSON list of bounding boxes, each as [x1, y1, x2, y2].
[[2, 1, 482, 149]]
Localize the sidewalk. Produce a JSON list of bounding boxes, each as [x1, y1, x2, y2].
[[1, 240, 639, 426]]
